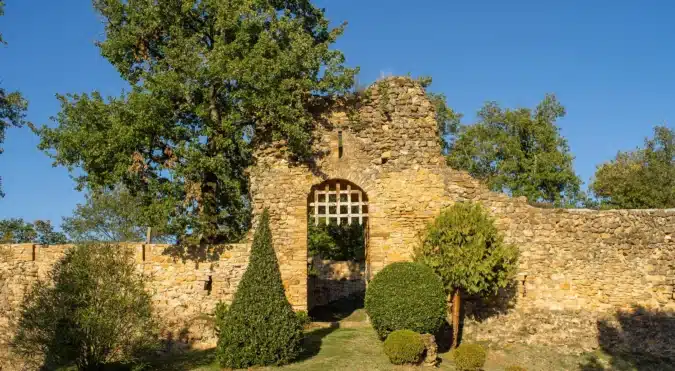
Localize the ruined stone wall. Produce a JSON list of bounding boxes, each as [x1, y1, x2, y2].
[[1, 77, 673, 364], [0, 242, 250, 367], [308, 258, 365, 309], [250, 76, 675, 314]]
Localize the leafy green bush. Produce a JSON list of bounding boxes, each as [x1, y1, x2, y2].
[[365, 262, 446, 339], [308, 219, 365, 261], [452, 343, 487, 371], [216, 209, 303, 368], [383, 330, 425, 365], [505, 366, 527, 371], [214, 301, 229, 336], [12, 243, 157, 370], [296, 310, 311, 327]]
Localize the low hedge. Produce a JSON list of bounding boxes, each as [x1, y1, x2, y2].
[[365, 262, 446, 339], [383, 330, 425, 365]]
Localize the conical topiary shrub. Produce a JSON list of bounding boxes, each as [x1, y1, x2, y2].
[[216, 209, 303, 368]]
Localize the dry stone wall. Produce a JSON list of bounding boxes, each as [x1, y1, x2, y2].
[[0, 242, 250, 367], [308, 258, 365, 309], [1, 77, 673, 365], [251, 76, 674, 314]]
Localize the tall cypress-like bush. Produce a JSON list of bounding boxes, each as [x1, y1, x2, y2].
[[216, 209, 303, 368]]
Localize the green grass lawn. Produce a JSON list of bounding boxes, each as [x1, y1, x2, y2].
[[151, 326, 624, 371]]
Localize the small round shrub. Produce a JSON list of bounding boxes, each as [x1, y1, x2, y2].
[[453, 343, 487, 371], [365, 262, 446, 339], [505, 366, 527, 371], [383, 330, 425, 365]]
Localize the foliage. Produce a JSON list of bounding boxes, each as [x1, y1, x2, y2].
[[12, 243, 158, 370], [452, 343, 487, 371], [0, 1, 28, 198], [505, 366, 528, 371], [417, 202, 518, 297], [417, 76, 463, 153], [364, 262, 446, 339], [447, 95, 585, 207], [0, 218, 67, 244], [296, 310, 311, 327], [35, 1, 357, 247], [382, 329, 425, 365], [216, 209, 302, 368], [307, 220, 365, 261], [590, 126, 674, 209], [62, 186, 172, 243], [416, 202, 518, 348], [213, 301, 228, 337], [33, 220, 68, 245]]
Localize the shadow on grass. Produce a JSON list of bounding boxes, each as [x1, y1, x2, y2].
[[308, 293, 365, 322], [144, 348, 216, 371], [296, 323, 341, 362], [579, 306, 675, 371]]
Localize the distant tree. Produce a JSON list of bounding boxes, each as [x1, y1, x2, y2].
[[0, 1, 28, 197], [0, 218, 37, 243], [36, 0, 357, 247], [307, 220, 365, 261], [0, 218, 66, 245], [416, 202, 519, 349], [33, 220, 68, 245], [590, 126, 674, 209], [447, 95, 585, 207], [417, 76, 463, 153], [62, 186, 171, 243]]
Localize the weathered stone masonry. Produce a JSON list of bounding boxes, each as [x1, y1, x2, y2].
[[1, 77, 673, 365]]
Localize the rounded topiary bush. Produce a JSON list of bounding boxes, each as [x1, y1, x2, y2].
[[365, 262, 446, 339], [383, 330, 425, 365], [453, 343, 487, 371]]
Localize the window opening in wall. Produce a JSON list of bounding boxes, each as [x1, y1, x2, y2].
[[338, 131, 344, 159], [204, 275, 213, 295]]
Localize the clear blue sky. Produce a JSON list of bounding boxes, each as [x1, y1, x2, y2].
[[1, 0, 674, 228]]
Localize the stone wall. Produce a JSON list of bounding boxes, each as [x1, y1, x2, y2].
[[308, 258, 365, 309], [1, 76, 673, 365], [250, 76, 675, 314], [0, 242, 250, 367]]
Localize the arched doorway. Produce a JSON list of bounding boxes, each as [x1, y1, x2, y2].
[[306, 179, 369, 317]]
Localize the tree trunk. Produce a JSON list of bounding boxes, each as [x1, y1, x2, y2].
[[451, 288, 461, 349]]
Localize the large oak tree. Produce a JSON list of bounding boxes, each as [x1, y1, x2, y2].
[[37, 0, 357, 245]]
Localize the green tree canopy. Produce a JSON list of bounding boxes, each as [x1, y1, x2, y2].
[[0, 218, 67, 245], [0, 0, 29, 197], [417, 76, 463, 153], [416, 202, 518, 348], [447, 95, 585, 207], [590, 126, 674, 209], [36, 0, 357, 246], [62, 186, 172, 243]]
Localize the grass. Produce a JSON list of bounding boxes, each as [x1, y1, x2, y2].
[[54, 325, 675, 370], [152, 326, 621, 371]]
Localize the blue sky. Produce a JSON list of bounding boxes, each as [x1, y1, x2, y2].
[[0, 0, 673, 227]]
